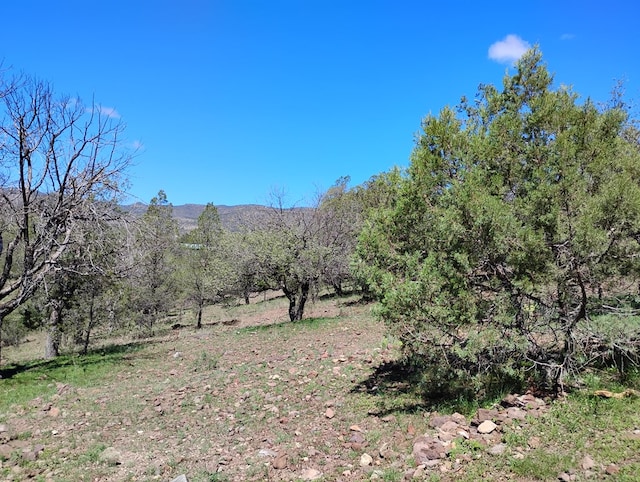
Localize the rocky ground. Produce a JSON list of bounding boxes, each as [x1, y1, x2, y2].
[[1, 295, 639, 481]]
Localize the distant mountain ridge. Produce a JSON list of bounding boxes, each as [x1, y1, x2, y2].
[[121, 203, 271, 232]]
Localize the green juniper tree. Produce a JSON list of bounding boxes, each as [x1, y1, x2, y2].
[[356, 48, 640, 392]]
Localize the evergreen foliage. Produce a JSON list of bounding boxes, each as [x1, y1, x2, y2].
[[355, 48, 640, 391]]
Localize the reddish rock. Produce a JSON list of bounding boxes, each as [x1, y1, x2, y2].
[[413, 436, 446, 464]]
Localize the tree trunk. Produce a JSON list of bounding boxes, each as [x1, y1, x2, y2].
[[82, 294, 96, 355], [294, 282, 310, 321], [196, 300, 203, 329], [244, 288, 250, 305], [45, 301, 63, 359], [332, 281, 343, 297], [0, 315, 3, 365], [282, 281, 311, 321]]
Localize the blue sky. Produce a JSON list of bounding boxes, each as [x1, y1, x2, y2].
[[1, 1, 638, 206]]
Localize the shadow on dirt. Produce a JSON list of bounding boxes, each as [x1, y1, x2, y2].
[[352, 359, 526, 416]]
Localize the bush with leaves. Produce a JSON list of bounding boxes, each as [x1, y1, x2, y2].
[[355, 48, 640, 392]]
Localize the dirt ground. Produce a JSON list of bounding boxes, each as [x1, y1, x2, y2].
[[1, 295, 423, 481]]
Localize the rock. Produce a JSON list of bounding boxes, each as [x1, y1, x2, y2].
[[325, 408, 335, 419], [558, 472, 572, 482], [273, 453, 287, 469], [428, 415, 450, 429], [506, 407, 527, 421], [605, 464, 619, 475], [0, 425, 7, 433], [488, 443, 507, 455], [258, 448, 277, 457], [581, 455, 595, 470], [350, 431, 366, 444], [173, 352, 183, 358], [300, 468, 322, 480], [477, 420, 498, 434], [350, 424, 363, 432], [439, 420, 459, 433], [360, 453, 373, 466], [527, 436, 541, 449], [48, 407, 61, 418], [476, 408, 498, 422], [412, 465, 427, 479], [98, 447, 121, 465], [170, 475, 188, 482], [501, 394, 518, 407], [413, 436, 445, 464]]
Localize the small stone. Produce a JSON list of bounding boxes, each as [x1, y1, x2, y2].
[[360, 453, 373, 466], [0, 425, 7, 433], [581, 455, 595, 470], [273, 453, 287, 469], [48, 407, 61, 418], [412, 465, 427, 479], [558, 472, 571, 482], [170, 476, 188, 482], [258, 448, 277, 457], [300, 468, 322, 480], [528, 436, 541, 449], [506, 407, 527, 421], [350, 424, 363, 432], [98, 447, 121, 465], [605, 464, 619, 475], [173, 352, 183, 358], [477, 420, 497, 434], [325, 408, 335, 419], [488, 443, 507, 455]]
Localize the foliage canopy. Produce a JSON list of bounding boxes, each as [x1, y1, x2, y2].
[[355, 48, 640, 391]]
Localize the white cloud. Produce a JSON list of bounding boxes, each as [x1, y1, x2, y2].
[[488, 34, 531, 64], [97, 105, 121, 119], [132, 140, 144, 150]]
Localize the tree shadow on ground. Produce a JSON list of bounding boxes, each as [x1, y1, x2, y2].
[[0, 341, 150, 380], [352, 359, 526, 416]]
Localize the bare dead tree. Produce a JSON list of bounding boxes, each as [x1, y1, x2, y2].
[[0, 74, 133, 361]]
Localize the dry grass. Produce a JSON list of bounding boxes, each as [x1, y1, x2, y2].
[[1, 293, 640, 481]]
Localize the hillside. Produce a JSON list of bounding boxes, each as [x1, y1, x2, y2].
[[1, 295, 639, 480], [121, 203, 272, 232]]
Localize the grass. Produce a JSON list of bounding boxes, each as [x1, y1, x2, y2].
[[1, 294, 640, 480], [0, 342, 144, 414]]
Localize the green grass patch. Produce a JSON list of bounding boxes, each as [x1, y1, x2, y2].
[[0, 342, 144, 413], [235, 315, 338, 335]]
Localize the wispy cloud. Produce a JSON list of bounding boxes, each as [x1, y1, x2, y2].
[[97, 105, 121, 119], [488, 34, 531, 64], [132, 140, 144, 150], [560, 33, 575, 41]]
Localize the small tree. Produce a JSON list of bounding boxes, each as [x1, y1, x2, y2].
[[356, 48, 640, 392], [131, 190, 179, 332], [41, 210, 132, 357], [180, 203, 231, 328]]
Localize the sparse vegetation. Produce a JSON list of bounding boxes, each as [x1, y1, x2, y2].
[[1, 48, 640, 481]]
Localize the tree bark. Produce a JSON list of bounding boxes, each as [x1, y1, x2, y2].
[[283, 281, 310, 321], [196, 301, 203, 329], [45, 301, 63, 359]]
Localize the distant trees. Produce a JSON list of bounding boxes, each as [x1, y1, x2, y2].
[[0, 73, 132, 360], [130, 190, 179, 332], [355, 49, 640, 391]]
